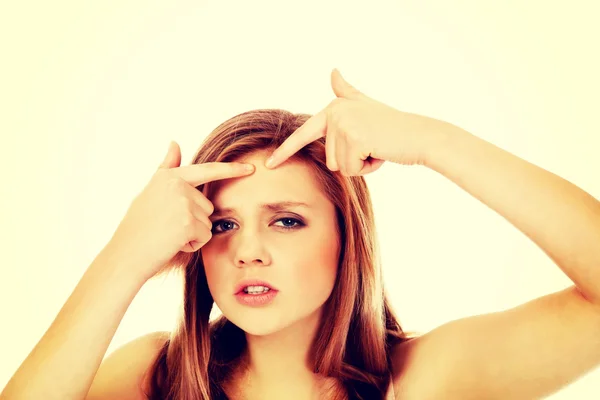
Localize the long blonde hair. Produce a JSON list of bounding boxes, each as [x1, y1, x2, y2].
[[145, 109, 417, 400]]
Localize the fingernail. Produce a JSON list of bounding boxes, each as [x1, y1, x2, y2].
[[244, 163, 255, 171], [265, 156, 275, 168]]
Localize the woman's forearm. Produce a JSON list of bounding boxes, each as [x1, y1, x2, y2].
[[1, 245, 148, 400], [427, 125, 600, 305]]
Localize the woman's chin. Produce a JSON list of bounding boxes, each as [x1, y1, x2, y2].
[[227, 313, 286, 336]]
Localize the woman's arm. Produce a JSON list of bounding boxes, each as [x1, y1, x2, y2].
[[0, 244, 148, 400], [392, 125, 600, 399], [427, 125, 600, 305]]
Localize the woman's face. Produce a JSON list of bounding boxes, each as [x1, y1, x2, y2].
[[201, 150, 341, 336]]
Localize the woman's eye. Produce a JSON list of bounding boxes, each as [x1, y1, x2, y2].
[[273, 218, 303, 230], [211, 218, 304, 234], [212, 220, 237, 233]]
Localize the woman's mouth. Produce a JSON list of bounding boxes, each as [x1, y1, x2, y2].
[[243, 285, 271, 294], [235, 286, 278, 306]]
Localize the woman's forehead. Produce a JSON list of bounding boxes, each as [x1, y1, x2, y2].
[[209, 150, 312, 188], [206, 154, 331, 212], [214, 166, 318, 199]]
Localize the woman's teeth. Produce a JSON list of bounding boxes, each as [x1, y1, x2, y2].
[[243, 286, 271, 294]]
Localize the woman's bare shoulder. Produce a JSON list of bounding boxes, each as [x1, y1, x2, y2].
[[389, 332, 453, 400], [389, 335, 423, 398], [86, 331, 170, 400]]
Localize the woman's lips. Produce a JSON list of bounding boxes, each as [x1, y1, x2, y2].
[[234, 289, 278, 306]]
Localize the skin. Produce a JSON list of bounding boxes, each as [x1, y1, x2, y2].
[[200, 149, 341, 397]]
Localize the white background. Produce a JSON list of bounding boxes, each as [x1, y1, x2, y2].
[[1, 1, 599, 398]]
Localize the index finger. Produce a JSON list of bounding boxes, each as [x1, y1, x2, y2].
[[265, 109, 327, 169], [175, 162, 255, 187]]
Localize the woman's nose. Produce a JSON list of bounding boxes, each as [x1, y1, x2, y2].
[[233, 230, 272, 267]]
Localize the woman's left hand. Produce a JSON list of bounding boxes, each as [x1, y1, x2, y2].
[[265, 69, 453, 176]]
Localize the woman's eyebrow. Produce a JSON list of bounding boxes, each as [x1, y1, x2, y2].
[[211, 201, 311, 217]]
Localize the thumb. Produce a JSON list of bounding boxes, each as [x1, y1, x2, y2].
[[158, 141, 182, 169], [331, 68, 368, 100]]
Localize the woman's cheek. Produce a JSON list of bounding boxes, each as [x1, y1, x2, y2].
[[294, 261, 333, 298], [201, 253, 222, 293]]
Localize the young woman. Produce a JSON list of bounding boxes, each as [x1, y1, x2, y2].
[[3, 69, 600, 400]]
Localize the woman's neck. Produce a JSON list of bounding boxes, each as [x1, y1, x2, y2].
[[249, 307, 321, 381], [230, 307, 326, 398]]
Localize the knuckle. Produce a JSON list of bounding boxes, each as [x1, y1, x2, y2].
[[165, 176, 184, 191], [180, 195, 193, 210], [182, 212, 196, 229], [175, 178, 188, 190], [184, 221, 197, 241]]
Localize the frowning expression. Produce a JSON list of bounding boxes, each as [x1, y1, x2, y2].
[[200, 150, 341, 335]]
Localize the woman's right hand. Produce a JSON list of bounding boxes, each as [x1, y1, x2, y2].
[[107, 141, 254, 282]]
